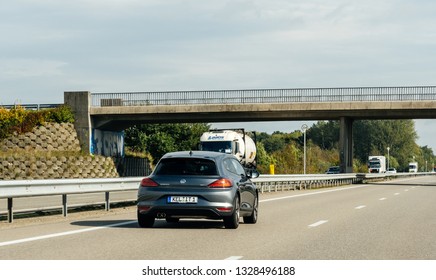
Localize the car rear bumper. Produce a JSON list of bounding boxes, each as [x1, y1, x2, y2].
[[137, 203, 234, 219]]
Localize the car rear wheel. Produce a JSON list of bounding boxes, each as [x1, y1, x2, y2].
[[243, 194, 258, 224], [224, 196, 240, 229], [137, 211, 155, 228]]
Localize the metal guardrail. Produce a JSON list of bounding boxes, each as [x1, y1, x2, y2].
[[0, 178, 141, 223], [91, 86, 436, 107], [0, 172, 431, 223], [255, 174, 359, 192], [256, 172, 431, 192]]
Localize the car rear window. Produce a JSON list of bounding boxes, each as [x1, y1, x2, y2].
[[154, 158, 218, 176]]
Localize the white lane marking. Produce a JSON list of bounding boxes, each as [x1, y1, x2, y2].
[[404, 189, 409, 192], [394, 193, 400, 196], [379, 197, 387, 201], [260, 185, 367, 203], [0, 183, 398, 248], [225, 256, 243, 260], [308, 220, 328, 228], [0, 220, 136, 248], [355, 205, 366, 210]]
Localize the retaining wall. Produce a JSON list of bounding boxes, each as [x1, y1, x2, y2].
[[0, 123, 119, 180]]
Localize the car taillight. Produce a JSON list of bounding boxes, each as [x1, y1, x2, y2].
[[208, 178, 233, 188], [216, 207, 233, 212], [140, 177, 159, 187], [138, 206, 151, 212]]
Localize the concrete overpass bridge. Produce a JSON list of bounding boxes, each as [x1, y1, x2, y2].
[[64, 86, 436, 173]]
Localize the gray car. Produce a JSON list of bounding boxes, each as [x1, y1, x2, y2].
[[137, 151, 259, 229], [326, 166, 340, 174]]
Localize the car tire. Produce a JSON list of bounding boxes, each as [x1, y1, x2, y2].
[[137, 211, 155, 228], [224, 196, 240, 229], [243, 193, 258, 224]]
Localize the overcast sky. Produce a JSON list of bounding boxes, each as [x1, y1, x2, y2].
[[1, 0, 436, 150]]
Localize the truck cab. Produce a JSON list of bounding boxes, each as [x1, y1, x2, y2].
[[200, 139, 237, 155], [200, 129, 256, 168], [368, 156, 386, 173], [408, 162, 418, 173]]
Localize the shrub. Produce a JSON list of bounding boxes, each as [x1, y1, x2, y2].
[[46, 105, 75, 123], [0, 105, 75, 140], [0, 106, 28, 138]]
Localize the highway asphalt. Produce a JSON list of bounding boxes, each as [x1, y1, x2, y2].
[[0, 176, 435, 260]]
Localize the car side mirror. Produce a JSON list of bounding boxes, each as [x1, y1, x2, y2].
[[247, 169, 260, 179]]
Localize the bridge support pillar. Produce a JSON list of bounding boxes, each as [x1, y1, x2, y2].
[[64, 91, 92, 154], [339, 117, 354, 173]]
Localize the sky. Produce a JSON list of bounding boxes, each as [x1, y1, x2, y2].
[[1, 0, 436, 150]]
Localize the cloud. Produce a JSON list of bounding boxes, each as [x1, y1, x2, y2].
[[0, 58, 67, 79], [1, 0, 436, 147]]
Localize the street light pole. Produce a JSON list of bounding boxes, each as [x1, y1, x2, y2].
[[301, 124, 308, 174], [387, 147, 390, 170]]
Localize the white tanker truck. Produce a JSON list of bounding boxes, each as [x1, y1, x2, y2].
[[199, 129, 256, 169]]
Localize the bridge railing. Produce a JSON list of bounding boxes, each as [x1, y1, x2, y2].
[[0, 104, 63, 110], [91, 86, 436, 107], [1, 172, 431, 223]]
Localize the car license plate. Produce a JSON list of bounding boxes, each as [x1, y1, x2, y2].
[[168, 196, 198, 204]]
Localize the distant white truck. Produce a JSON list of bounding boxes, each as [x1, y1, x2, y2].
[[200, 129, 256, 169], [408, 162, 418, 173], [368, 156, 386, 173]]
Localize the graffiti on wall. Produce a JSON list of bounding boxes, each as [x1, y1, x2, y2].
[[91, 129, 124, 157]]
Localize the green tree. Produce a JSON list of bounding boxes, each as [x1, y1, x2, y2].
[[124, 126, 148, 153], [123, 120, 435, 174], [353, 120, 418, 171], [255, 142, 276, 174], [307, 121, 339, 150], [260, 131, 300, 153], [124, 123, 210, 163], [419, 145, 435, 172], [272, 142, 301, 174], [145, 132, 177, 162], [262, 134, 286, 153]]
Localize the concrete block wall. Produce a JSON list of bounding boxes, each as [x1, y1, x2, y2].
[[0, 123, 119, 180], [1, 123, 80, 152]]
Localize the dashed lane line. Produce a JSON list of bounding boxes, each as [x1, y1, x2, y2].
[[308, 220, 328, 228], [0, 185, 365, 249], [260, 185, 367, 203], [1, 183, 412, 248], [225, 256, 243, 260], [355, 205, 366, 210]]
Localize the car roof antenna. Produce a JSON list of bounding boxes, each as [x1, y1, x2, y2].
[[189, 151, 193, 156]]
